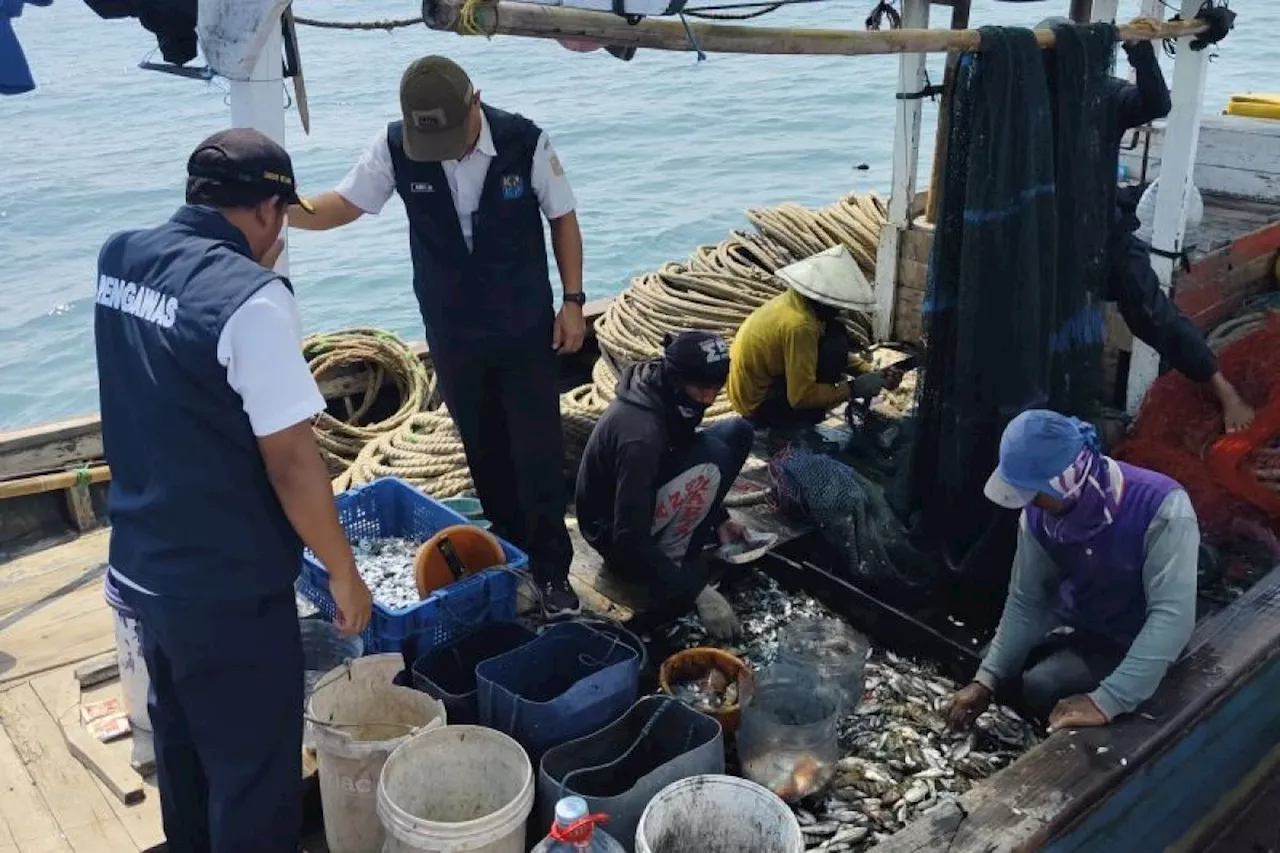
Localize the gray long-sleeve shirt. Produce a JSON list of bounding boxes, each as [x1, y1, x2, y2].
[[974, 489, 1199, 720]]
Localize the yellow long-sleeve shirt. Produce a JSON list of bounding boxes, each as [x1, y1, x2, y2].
[[727, 289, 874, 417]]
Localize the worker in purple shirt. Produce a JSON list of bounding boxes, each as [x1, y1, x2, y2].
[[1043, 16, 1254, 432], [944, 410, 1198, 732]]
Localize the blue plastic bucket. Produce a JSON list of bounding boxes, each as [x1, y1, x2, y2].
[[410, 621, 537, 725], [477, 622, 640, 763]]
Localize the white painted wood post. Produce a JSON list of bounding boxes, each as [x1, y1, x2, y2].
[[198, 0, 291, 275], [1124, 0, 1210, 414], [230, 24, 288, 275], [1090, 0, 1118, 22], [873, 0, 931, 342]]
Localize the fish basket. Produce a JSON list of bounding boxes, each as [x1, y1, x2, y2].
[[658, 647, 754, 734], [296, 477, 527, 655]]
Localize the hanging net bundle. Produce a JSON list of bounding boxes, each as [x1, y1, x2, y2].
[[905, 23, 1119, 611]]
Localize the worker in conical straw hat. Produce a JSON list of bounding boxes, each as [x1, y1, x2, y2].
[[1040, 15, 1254, 434], [944, 409, 1198, 734], [727, 244, 904, 446], [290, 55, 585, 620]]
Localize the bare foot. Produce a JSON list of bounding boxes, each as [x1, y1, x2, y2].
[[1224, 397, 1256, 433]]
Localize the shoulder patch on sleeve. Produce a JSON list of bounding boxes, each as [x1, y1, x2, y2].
[[550, 154, 564, 177]]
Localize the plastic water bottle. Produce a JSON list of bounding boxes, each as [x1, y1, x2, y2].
[[531, 796, 626, 853]]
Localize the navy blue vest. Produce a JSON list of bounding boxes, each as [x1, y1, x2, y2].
[[94, 205, 302, 600], [387, 105, 553, 352], [1027, 462, 1179, 646]]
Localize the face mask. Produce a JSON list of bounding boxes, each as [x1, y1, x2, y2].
[[673, 387, 710, 424]]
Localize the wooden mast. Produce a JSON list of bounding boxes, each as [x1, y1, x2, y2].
[[921, 0, 969, 225]]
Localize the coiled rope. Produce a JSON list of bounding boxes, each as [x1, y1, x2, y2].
[[328, 193, 889, 506], [1205, 292, 1280, 353], [305, 329, 439, 475]]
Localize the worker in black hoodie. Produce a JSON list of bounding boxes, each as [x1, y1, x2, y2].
[[1043, 15, 1253, 432], [576, 331, 760, 640]]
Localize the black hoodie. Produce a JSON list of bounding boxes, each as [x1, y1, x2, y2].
[[575, 360, 726, 580]]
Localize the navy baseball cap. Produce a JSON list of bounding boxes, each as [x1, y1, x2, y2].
[[186, 128, 314, 212], [984, 410, 1092, 509]]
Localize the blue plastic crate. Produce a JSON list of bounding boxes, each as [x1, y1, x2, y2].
[[296, 477, 528, 655]]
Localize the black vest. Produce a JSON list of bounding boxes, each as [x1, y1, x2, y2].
[[387, 105, 553, 351], [94, 205, 302, 600]]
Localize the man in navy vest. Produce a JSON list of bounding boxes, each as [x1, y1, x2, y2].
[[943, 410, 1198, 733], [95, 128, 372, 853], [291, 56, 583, 618]]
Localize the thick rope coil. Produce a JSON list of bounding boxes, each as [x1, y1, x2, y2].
[[326, 194, 889, 510], [306, 328, 438, 476]]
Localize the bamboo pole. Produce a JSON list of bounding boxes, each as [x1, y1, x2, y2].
[[0, 465, 110, 500], [423, 0, 1208, 56], [923, 0, 970, 224]]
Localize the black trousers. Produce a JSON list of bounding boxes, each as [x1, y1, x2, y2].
[[996, 629, 1128, 724], [745, 378, 827, 431], [118, 587, 303, 853], [1108, 233, 1218, 384], [622, 418, 755, 633], [430, 329, 573, 584]]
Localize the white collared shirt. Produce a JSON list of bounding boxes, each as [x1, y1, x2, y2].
[[335, 111, 577, 251]]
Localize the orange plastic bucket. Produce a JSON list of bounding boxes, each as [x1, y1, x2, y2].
[[414, 525, 506, 599]]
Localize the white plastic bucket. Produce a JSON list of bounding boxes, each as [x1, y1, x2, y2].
[[308, 654, 447, 853], [377, 725, 534, 853], [635, 775, 805, 853], [103, 574, 155, 771]]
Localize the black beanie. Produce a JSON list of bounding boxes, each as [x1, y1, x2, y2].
[[661, 331, 731, 386]]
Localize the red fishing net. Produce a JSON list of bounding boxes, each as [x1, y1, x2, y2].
[[1115, 312, 1280, 538]]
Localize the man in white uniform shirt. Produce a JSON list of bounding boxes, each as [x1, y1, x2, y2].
[[292, 56, 584, 617], [95, 128, 372, 851]]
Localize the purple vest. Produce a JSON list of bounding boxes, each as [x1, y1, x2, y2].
[[1027, 462, 1180, 646]]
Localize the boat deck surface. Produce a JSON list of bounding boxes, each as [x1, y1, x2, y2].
[[0, 441, 806, 853], [1195, 194, 1280, 257]]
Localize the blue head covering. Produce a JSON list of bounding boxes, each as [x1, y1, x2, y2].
[[983, 410, 1100, 509]]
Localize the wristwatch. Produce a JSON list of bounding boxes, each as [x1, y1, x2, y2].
[[564, 292, 586, 306]]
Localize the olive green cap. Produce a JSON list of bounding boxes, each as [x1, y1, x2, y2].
[[399, 56, 475, 163]]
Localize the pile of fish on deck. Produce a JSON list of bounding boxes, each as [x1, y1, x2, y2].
[[679, 573, 1041, 851]]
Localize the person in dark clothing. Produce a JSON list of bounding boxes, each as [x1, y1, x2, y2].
[[576, 331, 764, 640], [1045, 16, 1254, 432], [292, 56, 584, 618], [95, 128, 372, 853]]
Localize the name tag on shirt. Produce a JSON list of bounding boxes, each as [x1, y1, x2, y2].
[[410, 182, 435, 194]]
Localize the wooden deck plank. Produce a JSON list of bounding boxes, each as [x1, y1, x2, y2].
[[76, 674, 162, 850], [0, 531, 109, 619], [13, 841, 73, 853], [0, 683, 132, 852], [90, 775, 162, 853], [0, 577, 115, 687], [29, 672, 152, 852], [0, 707, 67, 851], [30, 671, 146, 808]]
